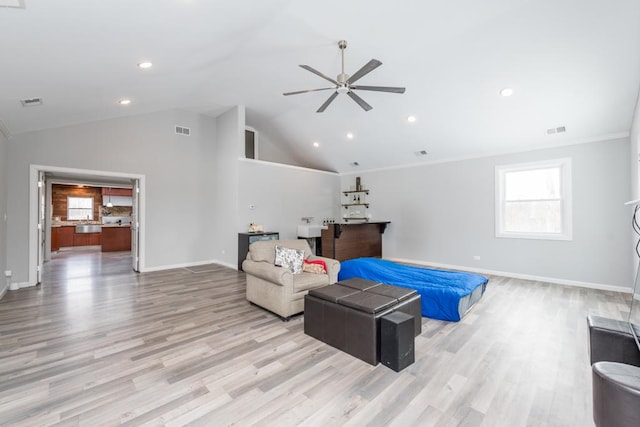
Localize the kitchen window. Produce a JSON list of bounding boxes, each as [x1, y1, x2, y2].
[[67, 196, 94, 220], [495, 158, 572, 240]]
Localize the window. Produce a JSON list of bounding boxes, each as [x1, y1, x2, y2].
[[245, 127, 259, 159], [495, 158, 572, 240], [67, 197, 94, 220]]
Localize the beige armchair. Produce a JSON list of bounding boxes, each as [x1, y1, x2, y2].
[[242, 239, 340, 320]]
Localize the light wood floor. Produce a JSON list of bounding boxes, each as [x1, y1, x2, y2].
[[0, 248, 629, 426]]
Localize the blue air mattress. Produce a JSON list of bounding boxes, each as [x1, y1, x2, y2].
[[338, 258, 489, 322]]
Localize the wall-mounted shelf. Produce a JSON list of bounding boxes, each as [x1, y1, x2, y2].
[[342, 187, 370, 221], [343, 189, 369, 196]]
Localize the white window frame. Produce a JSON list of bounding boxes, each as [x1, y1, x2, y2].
[[67, 196, 94, 221], [495, 158, 572, 240]]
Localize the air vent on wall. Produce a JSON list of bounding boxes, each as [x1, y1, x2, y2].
[[175, 125, 190, 136], [546, 126, 566, 135], [20, 97, 42, 107]]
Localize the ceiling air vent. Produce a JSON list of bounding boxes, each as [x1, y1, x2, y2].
[[350, 162, 360, 167], [20, 97, 42, 107], [546, 126, 566, 135], [414, 149, 428, 156], [175, 125, 191, 136]]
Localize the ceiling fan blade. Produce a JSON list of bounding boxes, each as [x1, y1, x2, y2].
[[300, 65, 339, 85], [347, 59, 382, 84], [317, 92, 339, 113], [347, 91, 373, 111], [350, 85, 406, 94], [283, 87, 334, 96]]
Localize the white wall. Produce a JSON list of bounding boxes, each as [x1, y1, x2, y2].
[[253, 130, 309, 168], [238, 159, 340, 239], [6, 109, 218, 284], [343, 139, 632, 289], [630, 92, 640, 201], [0, 131, 7, 296], [214, 106, 244, 267]]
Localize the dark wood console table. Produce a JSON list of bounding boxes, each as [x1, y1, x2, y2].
[[320, 221, 390, 261]]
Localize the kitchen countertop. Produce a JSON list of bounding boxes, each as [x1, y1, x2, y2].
[[52, 221, 101, 227], [51, 222, 130, 228]]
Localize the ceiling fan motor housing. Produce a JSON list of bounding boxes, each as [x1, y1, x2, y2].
[[337, 72, 350, 93]]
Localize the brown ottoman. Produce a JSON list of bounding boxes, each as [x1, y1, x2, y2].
[[304, 282, 422, 365]]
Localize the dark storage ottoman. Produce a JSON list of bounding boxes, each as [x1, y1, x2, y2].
[[304, 282, 421, 365], [338, 277, 381, 291]]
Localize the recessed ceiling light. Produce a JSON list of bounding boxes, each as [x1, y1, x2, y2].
[[313, 141, 320, 148], [500, 88, 513, 97], [346, 132, 354, 139], [407, 115, 417, 123], [119, 99, 131, 105], [138, 61, 153, 69]]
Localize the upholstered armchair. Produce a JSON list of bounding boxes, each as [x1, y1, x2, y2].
[[242, 239, 340, 320]]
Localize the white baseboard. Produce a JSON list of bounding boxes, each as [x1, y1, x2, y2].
[[388, 257, 632, 294], [0, 284, 6, 300], [140, 259, 237, 273], [212, 259, 238, 270], [8, 281, 35, 291]]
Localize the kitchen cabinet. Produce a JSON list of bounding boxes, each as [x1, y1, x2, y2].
[[102, 226, 131, 252], [57, 225, 101, 248], [59, 226, 75, 248], [51, 227, 60, 252], [102, 187, 133, 196], [73, 232, 101, 246], [238, 232, 279, 271]]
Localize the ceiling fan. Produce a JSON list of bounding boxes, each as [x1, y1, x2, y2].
[[283, 40, 405, 112]]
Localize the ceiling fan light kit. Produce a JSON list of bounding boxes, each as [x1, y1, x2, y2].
[[284, 40, 405, 112]]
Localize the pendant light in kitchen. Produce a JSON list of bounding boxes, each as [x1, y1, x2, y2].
[[106, 188, 113, 207]]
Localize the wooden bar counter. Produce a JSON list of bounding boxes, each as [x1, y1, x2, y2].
[[320, 221, 390, 261]]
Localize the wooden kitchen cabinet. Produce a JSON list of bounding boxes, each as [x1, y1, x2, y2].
[[102, 226, 131, 252], [59, 226, 75, 248], [57, 225, 101, 248], [102, 187, 133, 196], [73, 234, 90, 246], [51, 227, 60, 252], [73, 232, 101, 246], [89, 233, 101, 245]]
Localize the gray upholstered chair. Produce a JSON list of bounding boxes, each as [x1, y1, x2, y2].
[[242, 239, 340, 320], [587, 315, 640, 427]]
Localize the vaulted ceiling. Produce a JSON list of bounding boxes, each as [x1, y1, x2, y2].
[[1, 0, 639, 172]]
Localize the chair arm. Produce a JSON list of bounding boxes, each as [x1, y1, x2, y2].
[[242, 260, 292, 286], [308, 255, 340, 284], [592, 361, 640, 426]]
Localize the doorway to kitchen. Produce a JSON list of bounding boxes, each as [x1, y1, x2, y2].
[[28, 165, 145, 287]]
